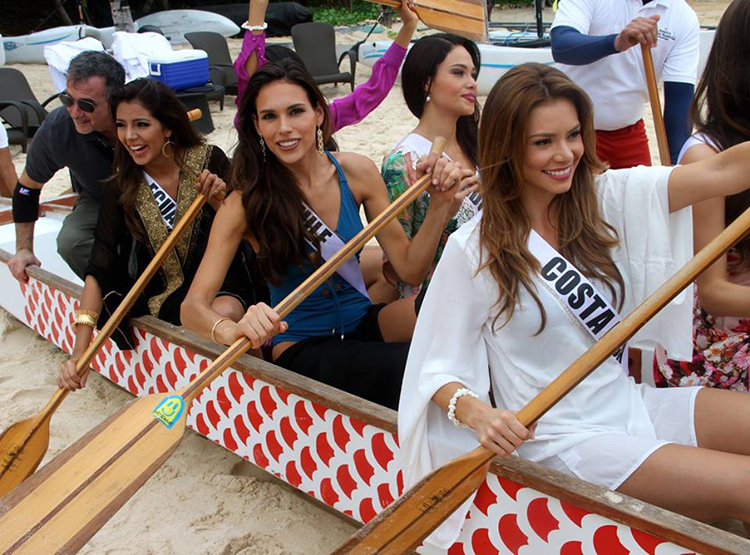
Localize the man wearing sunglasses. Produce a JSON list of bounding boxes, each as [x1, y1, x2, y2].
[[10, 51, 125, 283]]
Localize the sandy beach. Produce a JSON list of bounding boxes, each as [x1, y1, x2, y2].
[[0, 1, 733, 553]]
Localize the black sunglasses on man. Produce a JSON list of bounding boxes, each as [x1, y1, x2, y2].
[[59, 92, 97, 113]]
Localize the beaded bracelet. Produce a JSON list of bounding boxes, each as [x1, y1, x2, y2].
[[241, 21, 267, 31], [447, 387, 478, 428]]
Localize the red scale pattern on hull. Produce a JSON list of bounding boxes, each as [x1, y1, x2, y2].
[[593, 525, 628, 555], [498, 514, 529, 555], [527, 497, 559, 542]]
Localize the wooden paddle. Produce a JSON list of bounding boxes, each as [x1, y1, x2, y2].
[[0, 109, 205, 498], [0, 138, 447, 553], [367, 0, 488, 42], [333, 202, 750, 554], [642, 43, 671, 165]]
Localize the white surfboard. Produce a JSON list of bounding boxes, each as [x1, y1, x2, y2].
[[135, 10, 240, 45], [2, 25, 116, 64]]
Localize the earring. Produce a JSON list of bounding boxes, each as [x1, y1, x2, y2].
[[425, 95, 431, 102], [317, 127, 325, 155], [259, 135, 266, 161], [161, 139, 174, 158]]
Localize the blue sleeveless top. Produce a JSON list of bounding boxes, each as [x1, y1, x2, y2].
[[269, 152, 371, 344]]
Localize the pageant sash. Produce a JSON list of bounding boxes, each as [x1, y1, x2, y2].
[[144, 171, 177, 230], [529, 230, 628, 372], [302, 202, 371, 300]]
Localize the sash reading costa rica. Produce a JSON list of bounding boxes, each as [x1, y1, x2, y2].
[[530, 230, 628, 371]]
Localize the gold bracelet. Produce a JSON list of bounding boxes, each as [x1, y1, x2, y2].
[[74, 313, 98, 328], [75, 308, 100, 320], [211, 317, 230, 343]]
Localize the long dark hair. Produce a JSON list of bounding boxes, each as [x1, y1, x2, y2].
[[110, 78, 203, 239], [691, 0, 750, 265], [233, 58, 332, 284], [401, 33, 480, 167], [479, 63, 623, 332]]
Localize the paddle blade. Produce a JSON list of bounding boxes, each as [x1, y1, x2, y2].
[[368, 0, 488, 42], [0, 414, 50, 497], [333, 446, 494, 554], [415, 0, 488, 42], [0, 392, 187, 554]]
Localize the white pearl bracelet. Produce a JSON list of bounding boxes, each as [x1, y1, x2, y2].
[[241, 21, 268, 31], [447, 388, 478, 428]]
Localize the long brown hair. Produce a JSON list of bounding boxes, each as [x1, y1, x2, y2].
[[691, 0, 750, 265], [478, 63, 624, 332], [233, 58, 332, 284], [110, 79, 203, 239]]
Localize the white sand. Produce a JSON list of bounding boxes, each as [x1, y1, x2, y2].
[[0, 2, 731, 552]]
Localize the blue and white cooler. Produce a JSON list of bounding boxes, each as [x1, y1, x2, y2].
[[148, 50, 209, 91]]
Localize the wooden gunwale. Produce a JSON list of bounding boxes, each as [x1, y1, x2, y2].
[[1, 213, 749, 553]]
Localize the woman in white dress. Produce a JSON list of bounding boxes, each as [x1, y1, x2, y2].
[[399, 63, 750, 548]]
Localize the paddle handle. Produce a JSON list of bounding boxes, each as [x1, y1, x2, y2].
[[40, 192, 208, 418], [641, 43, 671, 166], [517, 205, 750, 427], [187, 109, 202, 122], [181, 137, 448, 404]]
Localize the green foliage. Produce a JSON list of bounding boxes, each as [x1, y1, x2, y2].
[[311, 1, 380, 26]]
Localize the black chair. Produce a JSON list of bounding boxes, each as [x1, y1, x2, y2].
[[175, 87, 220, 135], [0, 68, 60, 153], [184, 31, 238, 97], [291, 22, 355, 92]]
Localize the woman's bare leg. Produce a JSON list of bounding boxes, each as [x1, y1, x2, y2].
[[360, 245, 399, 304], [617, 388, 750, 522], [211, 295, 245, 322], [378, 296, 417, 342], [693, 388, 750, 455]]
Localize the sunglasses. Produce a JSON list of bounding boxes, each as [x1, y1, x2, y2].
[[59, 92, 97, 114]]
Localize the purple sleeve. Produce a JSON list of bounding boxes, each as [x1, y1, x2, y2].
[[329, 41, 407, 132], [234, 31, 267, 126]]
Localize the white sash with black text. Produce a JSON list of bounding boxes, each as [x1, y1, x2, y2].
[[144, 171, 177, 230], [529, 230, 628, 372], [302, 202, 370, 300]]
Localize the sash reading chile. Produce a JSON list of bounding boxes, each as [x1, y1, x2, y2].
[[152, 394, 186, 428]]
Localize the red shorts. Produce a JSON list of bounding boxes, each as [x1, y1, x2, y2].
[[595, 119, 652, 169]]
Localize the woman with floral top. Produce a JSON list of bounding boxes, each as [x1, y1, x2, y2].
[[655, 0, 750, 391], [380, 33, 481, 305]]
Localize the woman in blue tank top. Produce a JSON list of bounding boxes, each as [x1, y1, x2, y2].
[[182, 59, 475, 409]]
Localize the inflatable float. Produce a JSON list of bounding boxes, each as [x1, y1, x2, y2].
[[2, 25, 116, 64], [135, 9, 240, 45]]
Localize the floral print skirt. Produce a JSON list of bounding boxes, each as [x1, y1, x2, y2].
[[654, 296, 750, 391]]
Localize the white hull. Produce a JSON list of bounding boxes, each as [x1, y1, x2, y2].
[[360, 29, 716, 97], [359, 40, 555, 96]]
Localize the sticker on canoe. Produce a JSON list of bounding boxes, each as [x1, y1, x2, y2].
[[152, 395, 185, 428]]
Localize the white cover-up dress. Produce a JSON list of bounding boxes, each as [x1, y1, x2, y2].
[[398, 165, 699, 549]]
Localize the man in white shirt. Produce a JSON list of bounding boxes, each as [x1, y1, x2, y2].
[[551, 0, 699, 167], [0, 125, 17, 198]]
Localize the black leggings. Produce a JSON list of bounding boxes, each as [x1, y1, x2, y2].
[[274, 304, 409, 410]]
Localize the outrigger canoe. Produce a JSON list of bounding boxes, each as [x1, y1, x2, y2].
[[1, 197, 748, 554]]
